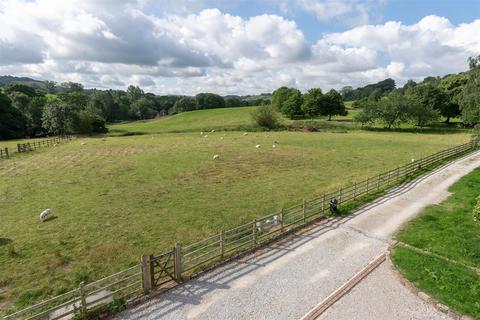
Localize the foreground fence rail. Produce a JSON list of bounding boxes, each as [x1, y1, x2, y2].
[[3, 140, 477, 319]]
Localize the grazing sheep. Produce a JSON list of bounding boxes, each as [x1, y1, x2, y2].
[[255, 144, 261, 148], [211, 130, 215, 133], [201, 131, 204, 135], [80, 142, 86, 146], [213, 154, 220, 160], [272, 144, 276, 148], [243, 132, 248, 136], [204, 135, 208, 138], [39, 209, 52, 222], [411, 159, 415, 162]]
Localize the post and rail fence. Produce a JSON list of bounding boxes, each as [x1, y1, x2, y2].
[[2, 139, 478, 320], [0, 136, 72, 160], [0, 147, 9, 159], [16, 136, 72, 153]]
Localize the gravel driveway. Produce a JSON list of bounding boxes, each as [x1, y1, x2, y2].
[[116, 150, 480, 320]]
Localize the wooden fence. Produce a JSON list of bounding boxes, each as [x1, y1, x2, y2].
[[2, 140, 477, 320], [0, 147, 9, 159], [17, 136, 72, 153]]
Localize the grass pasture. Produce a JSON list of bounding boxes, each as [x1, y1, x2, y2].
[[0, 127, 470, 313], [109, 106, 259, 135]]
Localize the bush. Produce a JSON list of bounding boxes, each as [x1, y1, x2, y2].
[[474, 195, 480, 222], [251, 105, 280, 129]]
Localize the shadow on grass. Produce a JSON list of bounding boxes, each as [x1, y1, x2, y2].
[[0, 238, 13, 246]]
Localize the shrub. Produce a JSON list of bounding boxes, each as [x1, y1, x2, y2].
[[474, 195, 480, 222], [250, 105, 280, 129]]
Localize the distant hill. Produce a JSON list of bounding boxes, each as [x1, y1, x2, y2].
[[0, 75, 48, 91], [341, 78, 396, 100]]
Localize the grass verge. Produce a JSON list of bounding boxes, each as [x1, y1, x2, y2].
[[391, 167, 480, 319]]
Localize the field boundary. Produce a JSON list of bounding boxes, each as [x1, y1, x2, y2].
[[0, 136, 72, 159], [3, 140, 477, 320]]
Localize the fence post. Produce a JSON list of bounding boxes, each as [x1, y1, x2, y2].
[[4, 148, 9, 159], [141, 255, 150, 294], [339, 188, 343, 204], [252, 219, 257, 246], [17, 144, 21, 153], [322, 193, 325, 213], [174, 243, 183, 282], [220, 230, 225, 259], [79, 281, 87, 319], [302, 200, 307, 223], [280, 209, 284, 232], [353, 182, 357, 200]]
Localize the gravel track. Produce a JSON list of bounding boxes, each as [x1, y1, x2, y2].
[[116, 150, 480, 320]]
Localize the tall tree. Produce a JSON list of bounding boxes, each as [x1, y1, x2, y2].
[[195, 93, 225, 109], [126, 85, 144, 103], [282, 89, 303, 119], [322, 89, 347, 120], [42, 99, 75, 136], [172, 97, 196, 113], [0, 93, 26, 139], [459, 55, 480, 125], [302, 88, 324, 118]]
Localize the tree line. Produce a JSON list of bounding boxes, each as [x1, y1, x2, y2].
[[0, 82, 269, 140], [271, 87, 346, 120], [354, 56, 480, 128]]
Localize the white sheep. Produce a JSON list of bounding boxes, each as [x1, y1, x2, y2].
[[213, 154, 220, 160], [201, 131, 204, 135], [272, 144, 276, 148], [255, 144, 261, 148], [80, 142, 86, 146], [211, 130, 215, 133], [204, 135, 208, 138], [411, 159, 415, 162], [243, 132, 248, 136], [39, 209, 52, 222]]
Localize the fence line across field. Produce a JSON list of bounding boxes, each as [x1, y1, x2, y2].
[[16, 136, 72, 153], [0, 136, 72, 160], [2, 139, 477, 320]]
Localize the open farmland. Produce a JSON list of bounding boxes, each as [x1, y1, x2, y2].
[[0, 124, 470, 312], [108, 106, 259, 135]]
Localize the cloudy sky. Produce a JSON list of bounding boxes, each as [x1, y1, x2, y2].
[[0, 0, 479, 95]]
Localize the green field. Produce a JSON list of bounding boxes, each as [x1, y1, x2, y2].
[[391, 168, 480, 319], [0, 106, 472, 314], [109, 107, 260, 135]]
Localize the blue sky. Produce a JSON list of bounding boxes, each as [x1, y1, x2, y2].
[[146, 0, 480, 42], [0, 0, 479, 94]]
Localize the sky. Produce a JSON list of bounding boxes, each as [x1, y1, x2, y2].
[[0, 0, 479, 95]]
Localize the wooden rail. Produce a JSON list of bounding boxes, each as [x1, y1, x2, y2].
[[0, 147, 9, 159], [17, 136, 72, 153], [3, 140, 477, 319]]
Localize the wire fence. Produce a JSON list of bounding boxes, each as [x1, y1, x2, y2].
[[2, 139, 477, 320]]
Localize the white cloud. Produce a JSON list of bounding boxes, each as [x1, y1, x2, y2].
[[0, 1, 479, 95]]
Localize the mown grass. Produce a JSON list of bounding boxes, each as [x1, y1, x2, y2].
[[391, 167, 480, 319], [0, 128, 470, 314]]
